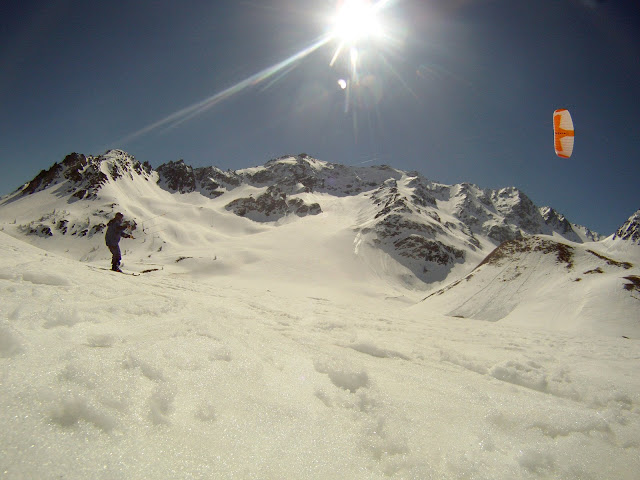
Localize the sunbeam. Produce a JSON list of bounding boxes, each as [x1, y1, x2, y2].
[[114, 34, 332, 146]]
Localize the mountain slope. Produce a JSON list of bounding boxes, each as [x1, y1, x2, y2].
[[415, 236, 640, 338], [613, 209, 640, 244]]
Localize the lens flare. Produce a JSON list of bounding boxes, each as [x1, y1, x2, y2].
[[328, 0, 393, 71], [331, 0, 383, 44], [111, 0, 397, 149], [114, 34, 332, 146]]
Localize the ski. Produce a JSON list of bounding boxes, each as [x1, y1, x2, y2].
[[116, 270, 140, 276], [88, 266, 141, 276]]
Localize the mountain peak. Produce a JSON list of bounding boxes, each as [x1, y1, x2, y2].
[[19, 150, 152, 200], [265, 153, 326, 168], [613, 209, 640, 244], [539, 206, 601, 243]]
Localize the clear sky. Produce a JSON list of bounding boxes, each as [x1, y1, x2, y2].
[[1, 0, 638, 235]]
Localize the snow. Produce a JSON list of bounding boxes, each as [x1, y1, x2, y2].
[[1, 162, 639, 479], [1, 231, 639, 478]]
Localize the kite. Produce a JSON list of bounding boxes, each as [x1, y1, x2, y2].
[[553, 109, 575, 158]]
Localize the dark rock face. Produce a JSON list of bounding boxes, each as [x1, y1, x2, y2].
[[156, 160, 196, 194], [23, 163, 65, 195], [375, 214, 443, 240], [225, 186, 322, 222], [19, 224, 53, 237], [156, 160, 240, 198], [194, 167, 241, 198], [407, 177, 437, 208], [487, 223, 522, 244], [229, 154, 402, 197], [394, 236, 465, 265], [359, 180, 470, 283], [538, 206, 603, 243], [491, 187, 545, 234], [61, 153, 89, 183]]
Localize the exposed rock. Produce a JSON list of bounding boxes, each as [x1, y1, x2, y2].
[[540, 206, 573, 235], [156, 160, 239, 198], [491, 187, 545, 233], [225, 186, 322, 222], [487, 223, 522, 244], [19, 224, 53, 237], [477, 237, 575, 270], [156, 160, 196, 194], [23, 163, 64, 195], [394, 236, 465, 266]]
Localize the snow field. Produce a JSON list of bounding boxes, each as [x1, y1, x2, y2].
[[1, 231, 639, 479]]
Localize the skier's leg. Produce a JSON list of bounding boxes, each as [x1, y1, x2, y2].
[[109, 245, 121, 270]]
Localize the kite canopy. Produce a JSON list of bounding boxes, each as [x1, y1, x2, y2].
[[553, 109, 575, 158]]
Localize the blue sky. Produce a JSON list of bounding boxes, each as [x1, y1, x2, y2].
[[1, 0, 638, 235]]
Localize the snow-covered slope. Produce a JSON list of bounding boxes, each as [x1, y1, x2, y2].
[[1, 229, 639, 480], [416, 236, 640, 338]]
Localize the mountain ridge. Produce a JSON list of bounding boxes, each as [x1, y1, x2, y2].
[[1, 149, 637, 292]]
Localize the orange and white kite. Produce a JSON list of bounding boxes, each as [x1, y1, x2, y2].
[[553, 109, 575, 158]]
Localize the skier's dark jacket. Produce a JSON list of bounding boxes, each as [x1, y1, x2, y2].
[[105, 218, 127, 247]]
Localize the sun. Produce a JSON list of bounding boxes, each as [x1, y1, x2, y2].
[[330, 0, 384, 45]]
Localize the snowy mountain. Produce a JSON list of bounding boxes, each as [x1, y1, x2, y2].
[[0, 149, 618, 291], [539, 205, 601, 243], [2, 150, 639, 479], [613, 209, 640, 244]]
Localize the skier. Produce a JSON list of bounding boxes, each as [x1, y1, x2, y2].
[[105, 212, 135, 272]]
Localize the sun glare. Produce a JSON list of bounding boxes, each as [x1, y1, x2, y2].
[[331, 0, 383, 45]]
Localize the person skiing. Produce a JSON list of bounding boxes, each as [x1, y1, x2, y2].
[[105, 212, 135, 272]]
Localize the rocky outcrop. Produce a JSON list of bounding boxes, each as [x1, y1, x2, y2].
[[225, 186, 321, 222], [156, 160, 240, 198], [156, 160, 196, 194], [477, 237, 575, 270], [394, 236, 465, 266], [540, 206, 574, 235]]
